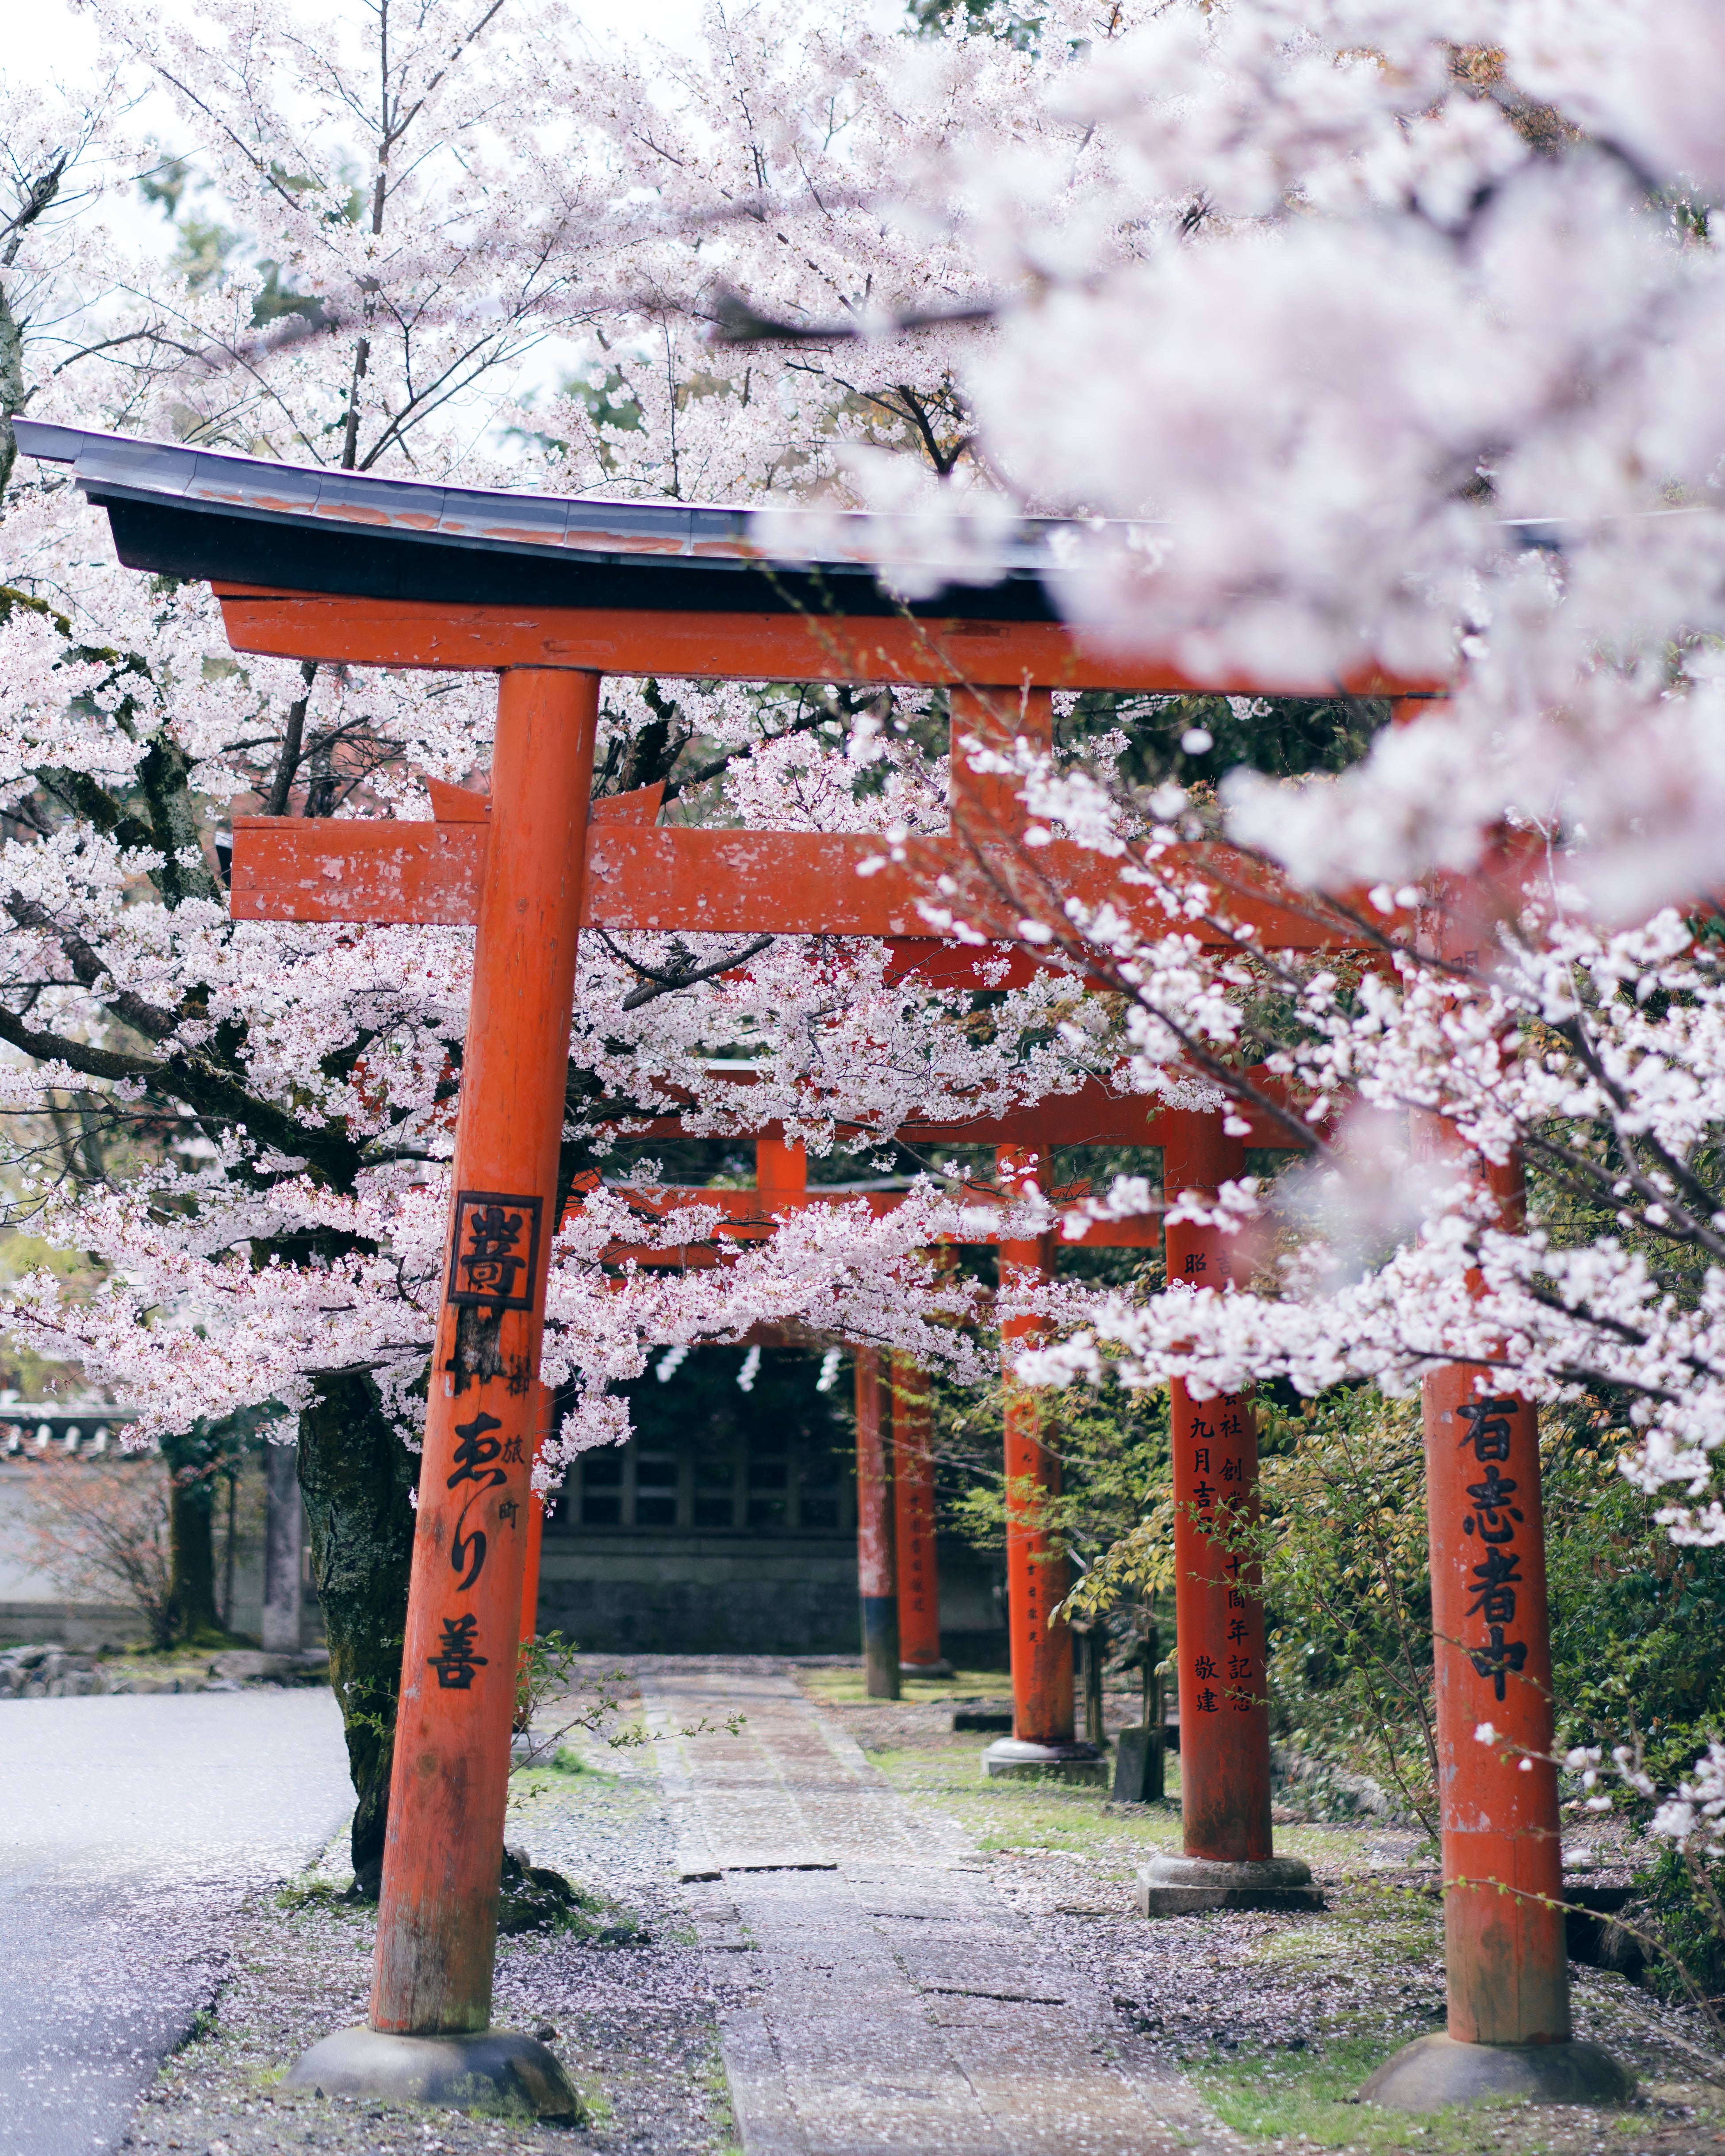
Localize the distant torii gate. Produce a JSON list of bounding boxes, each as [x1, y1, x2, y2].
[[12, 416, 1629, 2120], [552, 1084, 1309, 1792]]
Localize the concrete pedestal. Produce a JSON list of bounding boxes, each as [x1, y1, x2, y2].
[[1136, 1851, 1322, 1915], [1359, 2032, 1635, 2112], [982, 1736, 1107, 1784], [283, 2026, 582, 2122]]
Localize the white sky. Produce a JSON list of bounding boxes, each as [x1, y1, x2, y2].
[[4, 0, 716, 337], [6, 0, 712, 91]]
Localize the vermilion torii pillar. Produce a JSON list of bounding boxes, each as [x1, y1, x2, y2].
[[1362, 1142, 1632, 2108], [981, 1141, 1104, 1781], [890, 1353, 948, 1675], [1137, 1111, 1319, 1913], [854, 1346, 901, 1697], [291, 668, 594, 2114]]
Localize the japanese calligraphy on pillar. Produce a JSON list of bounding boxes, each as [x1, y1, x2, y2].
[[1456, 1395, 1530, 1704], [423, 1199, 540, 1689], [447, 1191, 543, 1308], [903, 1501, 930, 1615], [1182, 1390, 1259, 1714], [423, 1406, 528, 1688], [443, 1189, 544, 1397]]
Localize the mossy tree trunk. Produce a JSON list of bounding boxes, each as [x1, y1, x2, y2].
[[297, 1369, 418, 1896]]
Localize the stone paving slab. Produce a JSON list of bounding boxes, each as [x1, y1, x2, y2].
[[640, 1661, 1234, 2156]]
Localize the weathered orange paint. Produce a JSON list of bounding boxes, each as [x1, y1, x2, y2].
[[890, 1353, 943, 1670], [214, 586, 1443, 697], [755, 1134, 808, 1202], [948, 685, 1051, 839], [370, 667, 599, 2036], [230, 814, 490, 925], [1421, 1143, 1569, 2045], [997, 1143, 1073, 1747], [1425, 1358, 1568, 2044], [614, 1077, 1313, 1154], [1162, 1110, 1273, 1864], [854, 1347, 900, 1700], [586, 1177, 1164, 1261], [232, 816, 1362, 952]]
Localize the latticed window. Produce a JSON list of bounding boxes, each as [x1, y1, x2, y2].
[[561, 1346, 854, 1536]]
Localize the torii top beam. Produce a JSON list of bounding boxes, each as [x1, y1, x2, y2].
[[19, 419, 1434, 697], [15, 422, 1430, 956]]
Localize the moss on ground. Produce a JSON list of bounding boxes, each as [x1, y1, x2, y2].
[[1196, 2036, 1553, 2152], [867, 1733, 1364, 1880], [796, 1666, 1010, 1708]]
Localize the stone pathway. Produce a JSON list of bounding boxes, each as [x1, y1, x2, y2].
[[638, 1660, 1235, 2156]]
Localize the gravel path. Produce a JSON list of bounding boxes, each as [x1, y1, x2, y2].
[[117, 1686, 748, 2156]]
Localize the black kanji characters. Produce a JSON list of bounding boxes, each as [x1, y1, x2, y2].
[[1465, 1543, 1522, 1627], [1462, 1462, 1523, 1543], [447, 1411, 507, 1491], [1453, 1394, 1533, 1706], [447, 1410, 509, 1593], [1456, 1396, 1516, 1463], [428, 1612, 487, 1689], [1467, 1625, 1529, 1703]]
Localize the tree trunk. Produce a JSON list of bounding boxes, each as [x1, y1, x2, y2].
[[167, 1467, 222, 1643], [297, 1369, 417, 1897]]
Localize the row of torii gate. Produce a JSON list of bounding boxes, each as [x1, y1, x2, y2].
[[17, 418, 1629, 2118]]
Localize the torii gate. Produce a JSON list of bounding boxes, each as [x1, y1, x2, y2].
[[573, 1088, 1310, 1804], [14, 418, 1628, 2120]]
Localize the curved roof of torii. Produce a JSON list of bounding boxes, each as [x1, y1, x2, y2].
[[13, 419, 1086, 623]]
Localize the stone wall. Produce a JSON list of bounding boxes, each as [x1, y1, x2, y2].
[[0, 1452, 318, 1650]]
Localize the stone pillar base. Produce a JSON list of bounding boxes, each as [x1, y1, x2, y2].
[[1110, 1723, 1165, 1804], [283, 2026, 582, 2122], [1360, 2032, 1634, 2112], [901, 1657, 954, 1677], [981, 1737, 1107, 1783], [1136, 1852, 1323, 1915]]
